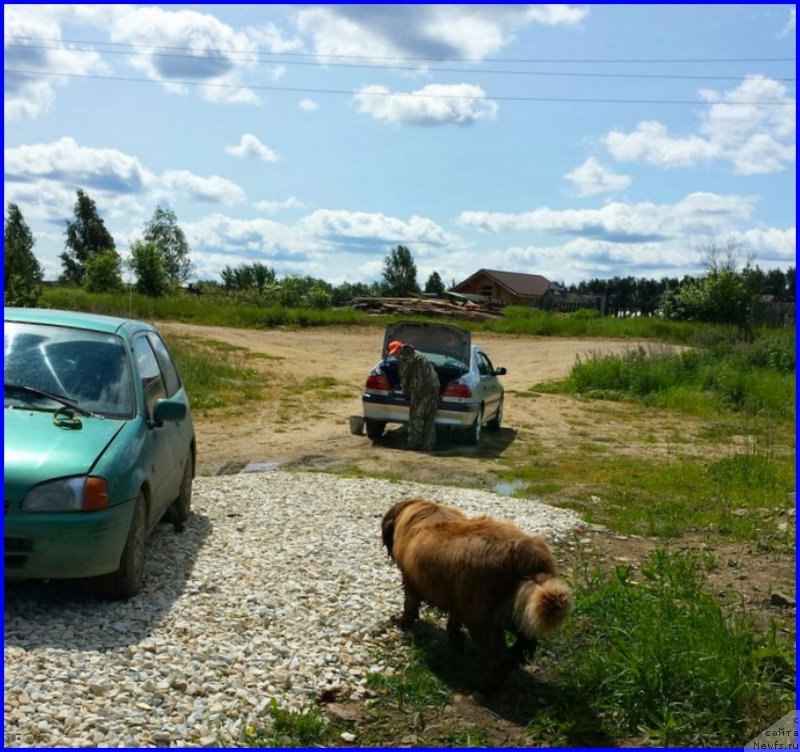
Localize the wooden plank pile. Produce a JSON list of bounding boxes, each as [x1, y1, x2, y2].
[[351, 295, 502, 321]]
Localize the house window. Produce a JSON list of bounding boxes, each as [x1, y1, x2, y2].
[[480, 284, 492, 298]]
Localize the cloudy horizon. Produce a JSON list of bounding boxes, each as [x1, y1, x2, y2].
[[4, 4, 796, 287]]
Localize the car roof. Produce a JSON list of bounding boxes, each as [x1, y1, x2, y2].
[[4, 307, 153, 336]]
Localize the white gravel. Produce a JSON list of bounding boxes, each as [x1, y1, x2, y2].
[[4, 470, 583, 748]]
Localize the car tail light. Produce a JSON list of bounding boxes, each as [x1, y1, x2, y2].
[[366, 372, 390, 391], [443, 382, 472, 398]]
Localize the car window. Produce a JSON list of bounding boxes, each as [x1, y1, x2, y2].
[[477, 352, 492, 376], [481, 352, 495, 373], [133, 336, 166, 417], [147, 333, 181, 397], [3, 321, 134, 418]]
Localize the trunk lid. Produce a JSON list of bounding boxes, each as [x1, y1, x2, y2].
[[383, 321, 471, 368]]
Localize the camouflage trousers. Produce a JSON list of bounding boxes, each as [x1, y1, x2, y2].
[[407, 383, 439, 451], [397, 346, 440, 451]]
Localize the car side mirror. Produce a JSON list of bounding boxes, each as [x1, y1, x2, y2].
[[152, 398, 187, 427], [494, 367, 507, 376]]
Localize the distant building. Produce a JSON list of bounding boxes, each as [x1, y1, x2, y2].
[[450, 268, 606, 313], [450, 269, 560, 306]]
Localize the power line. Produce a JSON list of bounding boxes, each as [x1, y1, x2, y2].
[[4, 41, 796, 83], [5, 34, 797, 65], [6, 67, 796, 106]]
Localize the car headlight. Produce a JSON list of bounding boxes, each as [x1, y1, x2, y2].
[[22, 476, 109, 512]]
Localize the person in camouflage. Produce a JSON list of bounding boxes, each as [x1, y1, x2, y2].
[[390, 340, 440, 451]]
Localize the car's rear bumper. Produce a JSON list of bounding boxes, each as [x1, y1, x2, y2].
[[362, 392, 478, 428], [4, 501, 134, 579]]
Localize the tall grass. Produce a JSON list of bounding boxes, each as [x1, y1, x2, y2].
[[542, 549, 794, 746], [163, 335, 270, 410], [543, 330, 795, 420], [39, 287, 373, 329]]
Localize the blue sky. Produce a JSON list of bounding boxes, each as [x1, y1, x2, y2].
[[4, 4, 796, 288]]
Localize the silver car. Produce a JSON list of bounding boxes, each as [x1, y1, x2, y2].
[[361, 321, 506, 445]]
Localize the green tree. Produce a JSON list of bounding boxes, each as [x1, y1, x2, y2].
[[83, 249, 124, 293], [142, 206, 193, 286], [129, 240, 169, 297], [382, 245, 419, 296], [251, 262, 276, 294], [4, 202, 43, 307], [60, 189, 116, 285], [424, 270, 446, 295]]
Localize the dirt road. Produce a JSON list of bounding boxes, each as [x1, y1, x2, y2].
[[160, 322, 651, 483]]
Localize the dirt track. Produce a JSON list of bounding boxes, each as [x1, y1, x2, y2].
[[159, 322, 659, 483]]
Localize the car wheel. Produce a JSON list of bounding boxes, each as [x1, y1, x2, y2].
[[88, 490, 146, 599], [167, 451, 193, 531], [487, 396, 504, 431], [365, 419, 386, 440], [465, 407, 483, 445]]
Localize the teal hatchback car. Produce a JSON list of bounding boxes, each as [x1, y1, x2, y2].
[[4, 308, 196, 598]]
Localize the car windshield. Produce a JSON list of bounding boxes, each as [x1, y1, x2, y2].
[[4, 321, 135, 419]]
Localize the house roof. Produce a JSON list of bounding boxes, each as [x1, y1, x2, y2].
[[453, 269, 555, 298]]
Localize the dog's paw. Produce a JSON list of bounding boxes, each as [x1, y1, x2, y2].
[[393, 614, 416, 630]]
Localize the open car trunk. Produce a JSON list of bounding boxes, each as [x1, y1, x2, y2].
[[380, 321, 471, 393]]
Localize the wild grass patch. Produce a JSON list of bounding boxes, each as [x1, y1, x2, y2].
[[538, 549, 794, 746], [164, 334, 270, 410]]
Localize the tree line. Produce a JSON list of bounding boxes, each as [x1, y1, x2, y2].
[[3, 190, 794, 328]]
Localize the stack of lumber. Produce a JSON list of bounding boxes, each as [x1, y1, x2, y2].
[[351, 295, 502, 321]]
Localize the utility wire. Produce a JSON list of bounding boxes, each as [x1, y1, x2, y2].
[[5, 34, 797, 65], [4, 41, 796, 82], [6, 68, 796, 106]]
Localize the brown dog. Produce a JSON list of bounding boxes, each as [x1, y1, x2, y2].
[[381, 498, 572, 689]]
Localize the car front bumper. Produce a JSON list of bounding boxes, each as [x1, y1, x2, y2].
[[362, 392, 479, 428], [4, 500, 135, 580]]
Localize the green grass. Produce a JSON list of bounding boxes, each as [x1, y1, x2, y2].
[[500, 441, 794, 549], [537, 549, 794, 746], [243, 699, 335, 747], [536, 331, 795, 421], [38, 285, 757, 344], [163, 334, 270, 410]]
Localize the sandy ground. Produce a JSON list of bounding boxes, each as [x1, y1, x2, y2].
[[159, 322, 653, 481]]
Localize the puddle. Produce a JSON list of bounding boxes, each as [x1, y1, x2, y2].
[[242, 461, 284, 473], [492, 480, 528, 496]]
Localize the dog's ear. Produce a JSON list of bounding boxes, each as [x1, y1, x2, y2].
[[381, 499, 418, 558], [381, 505, 399, 558]]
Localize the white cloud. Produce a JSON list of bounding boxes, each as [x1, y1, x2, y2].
[[161, 170, 246, 205], [606, 77, 796, 174], [225, 134, 280, 162], [779, 8, 795, 38], [354, 84, 498, 126], [255, 197, 308, 213], [457, 192, 756, 243], [4, 137, 154, 193], [299, 98, 319, 111], [106, 6, 261, 105], [296, 5, 587, 63], [298, 209, 458, 248], [565, 157, 632, 196], [3, 6, 106, 120]]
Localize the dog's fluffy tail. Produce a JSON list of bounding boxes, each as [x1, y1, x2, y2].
[[513, 577, 572, 638]]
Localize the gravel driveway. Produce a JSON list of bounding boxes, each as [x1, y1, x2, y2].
[[4, 470, 582, 747]]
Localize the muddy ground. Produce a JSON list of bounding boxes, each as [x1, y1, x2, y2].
[[161, 322, 795, 746]]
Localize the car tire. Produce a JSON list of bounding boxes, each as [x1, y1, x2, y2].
[[167, 451, 193, 531], [487, 396, 504, 431], [88, 490, 146, 599], [465, 407, 483, 445], [365, 419, 386, 440]]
